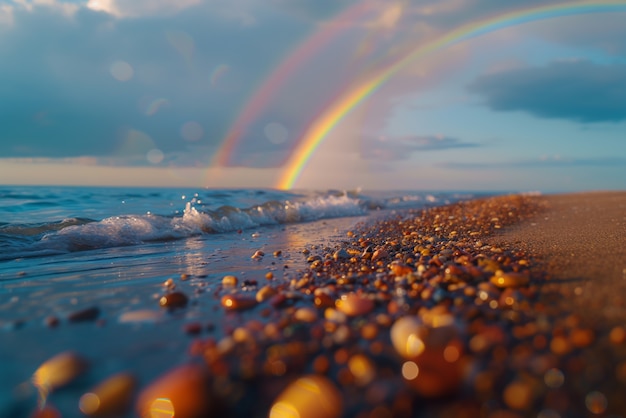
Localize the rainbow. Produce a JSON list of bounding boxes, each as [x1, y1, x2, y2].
[[276, 0, 626, 190], [210, 0, 378, 168]]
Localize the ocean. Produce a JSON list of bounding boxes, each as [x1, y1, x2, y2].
[[0, 185, 484, 417]]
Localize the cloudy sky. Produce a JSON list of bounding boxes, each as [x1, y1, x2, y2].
[[0, 0, 624, 191]]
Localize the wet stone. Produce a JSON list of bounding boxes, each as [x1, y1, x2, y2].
[[67, 306, 100, 323], [159, 292, 189, 309]]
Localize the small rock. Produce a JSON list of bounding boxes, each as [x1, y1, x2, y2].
[[222, 275, 238, 287], [159, 292, 189, 309], [33, 351, 88, 393], [335, 293, 374, 317], [221, 294, 257, 311], [68, 306, 100, 323]]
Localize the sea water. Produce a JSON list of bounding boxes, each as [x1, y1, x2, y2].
[[0, 185, 483, 416]]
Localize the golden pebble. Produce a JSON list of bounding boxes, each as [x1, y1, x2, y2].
[[136, 364, 211, 418], [294, 307, 318, 323], [221, 294, 257, 311], [232, 327, 254, 344], [347, 354, 375, 386], [222, 275, 238, 287], [265, 272, 274, 280], [162, 278, 175, 289], [32, 351, 88, 393], [324, 308, 348, 323], [390, 316, 427, 359], [79, 372, 136, 417], [390, 261, 414, 277], [503, 380, 534, 410], [371, 248, 388, 262], [251, 250, 265, 259], [269, 375, 342, 418], [256, 285, 277, 303], [335, 293, 374, 317], [490, 271, 529, 288]]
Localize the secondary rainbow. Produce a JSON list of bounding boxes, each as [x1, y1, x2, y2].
[[210, 0, 377, 169], [276, 0, 626, 190]]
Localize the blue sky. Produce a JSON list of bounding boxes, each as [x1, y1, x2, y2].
[[0, 0, 624, 191]]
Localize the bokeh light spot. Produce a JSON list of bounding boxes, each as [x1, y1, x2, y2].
[[401, 361, 419, 380], [78, 392, 100, 415], [585, 391, 607, 414], [264, 122, 288, 145], [147, 149, 164, 164], [180, 121, 204, 141], [544, 368, 565, 389], [110, 60, 134, 82]]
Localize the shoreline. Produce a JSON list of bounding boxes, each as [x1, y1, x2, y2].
[[5, 191, 626, 417]]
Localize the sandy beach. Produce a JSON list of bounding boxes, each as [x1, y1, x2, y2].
[[489, 191, 626, 324], [5, 191, 626, 418]]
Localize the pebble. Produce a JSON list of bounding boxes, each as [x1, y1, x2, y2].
[[67, 306, 100, 323], [335, 293, 374, 317], [390, 316, 427, 359], [371, 248, 388, 262], [159, 292, 189, 309], [222, 275, 238, 287], [251, 250, 265, 260], [333, 249, 350, 260], [269, 375, 342, 418], [184, 322, 203, 335], [221, 294, 257, 311], [79, 372, 136, 417], [118, 310, 162, 324], [348, 354, 375, 386], [136, 364, 212, 418], [32, 351, 88, 393], [294, 307, 318, 323], [490, 271, 529, 288], [256, 285, 277, 302]]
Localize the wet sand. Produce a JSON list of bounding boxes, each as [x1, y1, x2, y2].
[[6, 191, 626, 418]]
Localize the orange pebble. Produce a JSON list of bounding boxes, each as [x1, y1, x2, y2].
[[269, 375, 342, 418], [136, 364, 211, 418], [221, 294, 257, 311], [335, 293, 374, 317]]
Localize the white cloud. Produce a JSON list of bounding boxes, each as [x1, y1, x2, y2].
[[86, 0, 202, 18]]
